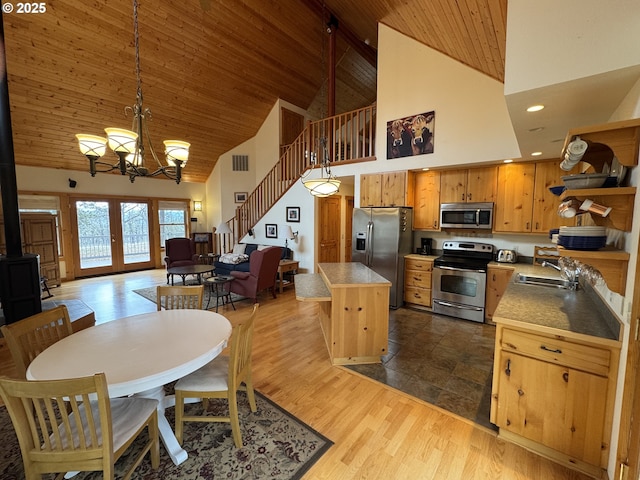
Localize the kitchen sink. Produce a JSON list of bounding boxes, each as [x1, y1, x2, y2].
[[515, 273, 577, 289]]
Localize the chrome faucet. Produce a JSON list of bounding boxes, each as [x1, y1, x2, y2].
[[541, 260, 579, 290], [541, 260, 561, 272]]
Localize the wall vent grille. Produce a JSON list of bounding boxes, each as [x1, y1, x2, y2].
[[232, 155, 249, 171]]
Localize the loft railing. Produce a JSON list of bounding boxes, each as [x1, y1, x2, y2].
[[216, 104, 376, 252]]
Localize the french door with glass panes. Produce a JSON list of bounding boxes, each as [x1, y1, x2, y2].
[[70, 198, 155, 277]]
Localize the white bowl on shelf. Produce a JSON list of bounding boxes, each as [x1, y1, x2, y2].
[[561, 173, 609, 189]]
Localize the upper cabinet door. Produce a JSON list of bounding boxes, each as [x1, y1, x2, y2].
[[494, 163, 536, 232], [440, 167, 497, 203], [413, 170, 441, 230], [467, 166, 498, 203], [440, 170, 467, 203]]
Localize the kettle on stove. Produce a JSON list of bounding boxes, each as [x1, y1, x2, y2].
[[496, 249, 517, 263]]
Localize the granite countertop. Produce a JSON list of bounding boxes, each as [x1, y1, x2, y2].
[[318, 262, 391, 287], [493, 262, 621, 342]]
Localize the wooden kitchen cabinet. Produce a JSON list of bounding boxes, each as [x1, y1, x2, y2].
[[494, 163, 536, 232], [532, 160, 580, 233], [403, 255, 433, 308], [491, 324, 620, 477], [360, 171, 414, 207], [413, 170, 440, 230], [485, 265, 514, 323], [440, 166, 497, 204], [0, 213, 61, 287]]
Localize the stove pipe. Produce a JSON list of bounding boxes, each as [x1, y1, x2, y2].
[[0, 15, 42, 324]]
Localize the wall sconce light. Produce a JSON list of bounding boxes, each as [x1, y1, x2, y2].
[[193, 200, 202, 212]]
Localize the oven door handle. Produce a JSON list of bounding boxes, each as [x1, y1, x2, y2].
[[433, 300, 483, 312], [436, 265, 486, 274]]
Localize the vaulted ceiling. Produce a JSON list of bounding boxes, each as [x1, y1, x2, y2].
[[2, 0, 507, 183]]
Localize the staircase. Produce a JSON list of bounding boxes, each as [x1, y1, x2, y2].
[[217, 105, 376, 252]]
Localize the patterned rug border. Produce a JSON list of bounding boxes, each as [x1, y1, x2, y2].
[[0, 389, 333, 480]]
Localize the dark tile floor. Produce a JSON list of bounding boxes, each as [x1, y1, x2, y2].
[[346, 307, 498, 430]]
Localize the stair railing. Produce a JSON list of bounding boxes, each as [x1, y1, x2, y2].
[[218, 104, 376, 249]]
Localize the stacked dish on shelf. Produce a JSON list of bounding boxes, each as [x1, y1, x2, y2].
[[557, 226, 607, 250]]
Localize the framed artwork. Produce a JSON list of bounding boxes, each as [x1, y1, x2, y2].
[[286, 206, 300, 222], [234, 192, 248, 203], [386, 110, 435, 159], [265, 224, 278, 238]]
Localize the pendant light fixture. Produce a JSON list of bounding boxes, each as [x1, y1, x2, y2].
[[75, 0, 189, 184]]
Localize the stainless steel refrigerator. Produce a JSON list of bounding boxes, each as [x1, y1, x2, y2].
[[352, 207, 413, 309]]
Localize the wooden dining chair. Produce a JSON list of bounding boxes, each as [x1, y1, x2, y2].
[[0, 372, 159, 480], [0, 305, 73, 379], [175, 304, 259, 448], [156, 284, 204, 310]]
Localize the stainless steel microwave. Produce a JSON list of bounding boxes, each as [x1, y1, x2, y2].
[[440, 202, 493, 229]]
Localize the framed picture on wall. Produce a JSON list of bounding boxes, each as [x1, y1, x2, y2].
[[265, 224, 278, 238], [286, 206, 300, 222], [234, 192, 248, 203]]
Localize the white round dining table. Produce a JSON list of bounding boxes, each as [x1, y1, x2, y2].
[[27, 309, 232, 466]]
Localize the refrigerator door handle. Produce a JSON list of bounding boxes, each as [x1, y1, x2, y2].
[[366, 221, 374, 266]]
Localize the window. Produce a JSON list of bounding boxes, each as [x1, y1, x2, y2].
[[158, 201, 188, 247]]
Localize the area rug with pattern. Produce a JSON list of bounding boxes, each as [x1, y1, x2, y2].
[[0, 390, 333, 480], [133, 285, 247, 310]]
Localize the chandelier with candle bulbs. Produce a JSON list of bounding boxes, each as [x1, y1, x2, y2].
[[75, 0, 189, 184]]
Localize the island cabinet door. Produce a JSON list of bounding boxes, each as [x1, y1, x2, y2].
[[495, 352, 608, 467]]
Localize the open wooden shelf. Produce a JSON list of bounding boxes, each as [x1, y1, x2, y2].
[[561, 118, 640, 170], [557, 246, 629, 295], [560, 187, 636, 231]]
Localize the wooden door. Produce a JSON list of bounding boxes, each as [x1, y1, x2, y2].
[[413, 170, 441, 230], [485, 266, 513, 323], [440, 169, 467, 203], [493, 163, 536, 232], [345, 196, 354, 262], [360, 173, 381, 207], [22, 215, 61, 286], [318, 196, 341, 263], [70, 198, 155, 277], [532, 160, 580, 233], [467, 166, 497, 203], [280, 107, 304, 146], [496, 351, 608, 466]]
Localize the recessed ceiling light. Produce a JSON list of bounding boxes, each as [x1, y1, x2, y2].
[[422, 167, 429, 171], [503, 159, 513, 163], [531, 151, 543, 156], [526, 105, 545, 112]]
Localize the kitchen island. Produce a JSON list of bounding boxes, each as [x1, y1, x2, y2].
[[295, 262, 391, 365], [490, 267, 622, 478]]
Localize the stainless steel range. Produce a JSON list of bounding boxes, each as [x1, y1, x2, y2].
[[432, 241, 495, 323]]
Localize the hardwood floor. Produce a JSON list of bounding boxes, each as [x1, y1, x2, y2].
[[0, 269, 593, 479]]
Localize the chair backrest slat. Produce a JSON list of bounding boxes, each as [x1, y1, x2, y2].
[[1, 305, 73, 378], [156, 285, 204, 311]]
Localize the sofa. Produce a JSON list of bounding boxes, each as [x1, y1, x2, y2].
[[213, 243, 289, 276]]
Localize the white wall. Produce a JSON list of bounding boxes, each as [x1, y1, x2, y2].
[[15, 164, 206, 201], [505, 0, 640, 95], [329, 23, 521, 191]]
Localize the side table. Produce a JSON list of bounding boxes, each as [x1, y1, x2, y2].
[[278, 259, 299, 294], [205, 276, 236, 312]]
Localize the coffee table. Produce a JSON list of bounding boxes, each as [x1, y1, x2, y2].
[[167, 264, 214, 285], [27, 309, 232, 466], [205, 275, 236, 312]]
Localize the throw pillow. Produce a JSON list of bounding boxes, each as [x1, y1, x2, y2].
[[232, 243, 247, 255]]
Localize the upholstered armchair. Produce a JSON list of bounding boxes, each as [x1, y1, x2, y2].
[[164, 237, 199, 283], [229, 246, 282, 303]]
